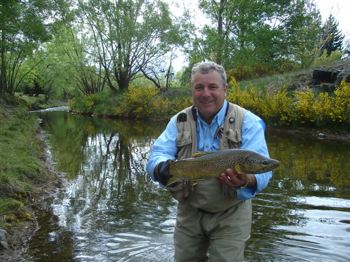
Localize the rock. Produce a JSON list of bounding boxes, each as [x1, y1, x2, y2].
[[310, 61, 350, 94], [317, 132, 326, 138], [0, 229, 8, 250], [335, 71, 350, 86], [312, 69, 339, 84]]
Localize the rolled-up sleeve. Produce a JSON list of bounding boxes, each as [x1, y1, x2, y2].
[[237, 111, 273, 200], [146, 116, 178, 180]]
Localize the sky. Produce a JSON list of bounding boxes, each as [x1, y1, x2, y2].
[[169, 0, 350, 71], [314, 0, 350, 40]]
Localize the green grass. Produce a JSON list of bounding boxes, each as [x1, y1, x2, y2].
[[0, 100, 53, 229]]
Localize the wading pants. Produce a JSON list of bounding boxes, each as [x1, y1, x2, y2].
[[174, 199, 252, 262]]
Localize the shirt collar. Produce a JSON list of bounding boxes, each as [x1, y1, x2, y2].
[[196, 100, 228, 126]]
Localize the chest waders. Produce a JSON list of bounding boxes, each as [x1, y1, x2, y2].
[[173, 103, 253, 262]]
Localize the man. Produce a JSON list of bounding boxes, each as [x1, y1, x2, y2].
[[146, 61, 272, 261]]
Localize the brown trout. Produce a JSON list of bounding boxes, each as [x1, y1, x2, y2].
[[168, 149, 279, 185]]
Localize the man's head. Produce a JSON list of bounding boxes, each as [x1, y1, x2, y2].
[[191, 61, 228, 123]]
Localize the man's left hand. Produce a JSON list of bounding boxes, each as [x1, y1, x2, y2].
[[218, 168, 256, 189]]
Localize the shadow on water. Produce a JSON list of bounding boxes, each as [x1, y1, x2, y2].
[[21, 111, 350, 261]]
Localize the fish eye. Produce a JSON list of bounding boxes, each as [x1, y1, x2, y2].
[[262, 160, 269, 165]]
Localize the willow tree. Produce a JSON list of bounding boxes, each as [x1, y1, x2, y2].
[[0, 0, 69, 96], [78, 0, 184, 92]]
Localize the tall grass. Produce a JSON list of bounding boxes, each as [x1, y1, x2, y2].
[[0, 102, 54, 228]]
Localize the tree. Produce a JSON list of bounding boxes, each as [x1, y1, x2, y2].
[[0, 0, 69, 96], [20, 24, 104, 100], [77, 0, 185, 92], [320, 14, 344, 56], [193, 0, 322, 77], [282, 0, 322, 68]]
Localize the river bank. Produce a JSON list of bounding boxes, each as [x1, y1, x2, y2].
[[0, 101, 65, 261], [267, 126, 350, 143], [0, 129, 65, 261]]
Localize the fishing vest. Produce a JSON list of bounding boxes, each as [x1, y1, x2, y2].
[[173, 102, 246, 213]]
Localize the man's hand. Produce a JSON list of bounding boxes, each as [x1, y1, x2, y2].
[[218, 168, 256, 189], [154, 160, 173, 186]]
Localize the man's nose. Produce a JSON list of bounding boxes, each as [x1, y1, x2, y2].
[[202, 86, 210, 96]]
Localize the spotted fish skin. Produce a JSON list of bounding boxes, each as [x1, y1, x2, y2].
[[168, 149, 279, 185]]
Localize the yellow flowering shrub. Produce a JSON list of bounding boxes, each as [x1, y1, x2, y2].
[[226, 70, 238, 86], [312, 92, 333, 124], [294, 88, 316, 123], [333, 81, 350, 123], [69, 93, 99, 114], [68, 80, 350, 129], [227, 85, 264, 115], [168, 97, 192, 115], [126, 85, 168, 118], [265, 88, 294, 125]]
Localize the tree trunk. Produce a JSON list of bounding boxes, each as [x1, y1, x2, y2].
[[117, 71, 130, 91], [216, 0, 226, 65], [0, 31, 6, 95]]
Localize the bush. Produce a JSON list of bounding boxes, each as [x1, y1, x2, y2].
[[126, 85, 168, 118], [333, 81, 350, 123], [264, 88, 294, 125], [68, 81, 350, 129], [226, 81, 350, 129]]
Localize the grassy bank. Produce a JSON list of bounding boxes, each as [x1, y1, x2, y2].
[[0, 99, 56, 232]]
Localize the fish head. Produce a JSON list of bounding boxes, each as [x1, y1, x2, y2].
[[239, 152, 280, 174]]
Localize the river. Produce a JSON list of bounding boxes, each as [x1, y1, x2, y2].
[[21, 110, 350, 262]]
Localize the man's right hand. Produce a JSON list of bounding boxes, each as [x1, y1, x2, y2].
[[154, 160, 173, 186]]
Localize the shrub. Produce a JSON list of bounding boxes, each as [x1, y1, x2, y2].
[[227, 85, 265, 116], [69, 93, 99, 114], [126, 85, 169, 119], [294, 88, 316, 124], [332, 81, 350, 123], [265, 88, 294, 126], [68, 80, 350, 129]]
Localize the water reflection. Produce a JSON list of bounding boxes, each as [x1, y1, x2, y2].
[[23, 111, 350, 261]]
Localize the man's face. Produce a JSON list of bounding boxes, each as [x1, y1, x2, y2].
[[192, 70, 227, 123]]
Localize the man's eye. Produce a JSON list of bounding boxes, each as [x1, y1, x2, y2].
[[195, 85, 204, 91], [209, 85, 218, 90]]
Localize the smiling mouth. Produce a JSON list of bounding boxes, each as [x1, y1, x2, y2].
[[200, 100, 214, 105]]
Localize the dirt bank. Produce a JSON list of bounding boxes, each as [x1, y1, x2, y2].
[[268, 126, 350, 143], [0, 130, 65, 262]]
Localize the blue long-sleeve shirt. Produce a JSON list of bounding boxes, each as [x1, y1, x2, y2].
[[146, 100, 272, 200]]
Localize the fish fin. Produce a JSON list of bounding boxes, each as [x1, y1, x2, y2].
[[235, 165, 244, 174], [192, 151, 215, 158]]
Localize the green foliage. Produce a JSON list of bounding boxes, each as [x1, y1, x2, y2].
[[78, 0, 185, 91], [264, 88, 294, 125], [227, 81, 350, 128], [0, 103, 54, 228], [125, 86, 168, 119], [69, 93, 100, 114], [333, 81, 350, 123], [193, 0, 323, 78], [312, 51, 343, 67], [0, 0, 69, 95], [69, 86, 193, 119], [0, 198, 32, 227], [70, 79, 350, 129], [320, 14, 345, 56]]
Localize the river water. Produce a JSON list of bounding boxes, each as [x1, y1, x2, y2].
[[21, 110, 350, 262]]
